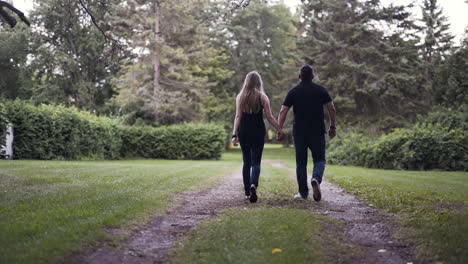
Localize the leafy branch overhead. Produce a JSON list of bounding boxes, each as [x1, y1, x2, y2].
[[0, 1, 30, 28]]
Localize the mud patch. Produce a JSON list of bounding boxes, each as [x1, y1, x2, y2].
[[267, 161, 415, 264], [68, 172, 245, 264]]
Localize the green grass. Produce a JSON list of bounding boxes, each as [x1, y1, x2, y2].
[[0, 159, 238, 264], [3, 145, 466, 264], [171, 162, 356, 264], [172, 208, 326, 264], [325, 166, 468, 264], [274, 147, 468, 264]]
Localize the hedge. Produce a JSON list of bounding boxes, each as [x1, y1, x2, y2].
[[328, 109, 468, 171], [5, 101, 121, 160], [1, 101, 225, 160], [120, 124, 226, 160]]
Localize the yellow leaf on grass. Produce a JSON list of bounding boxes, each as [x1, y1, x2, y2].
[[272, 248, 282, 254]]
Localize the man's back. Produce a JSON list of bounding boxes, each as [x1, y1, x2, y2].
[[283, 81, 332, 136]]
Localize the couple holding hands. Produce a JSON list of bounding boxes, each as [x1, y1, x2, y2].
[[231, 65, 337, 203]]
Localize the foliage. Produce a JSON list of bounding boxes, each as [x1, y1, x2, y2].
[[299, 0, 426, 123], [112, 0, 225, 125], [0, 24, 32, 100], [433, 41, 468, 106], [328, 109, 468, 171], [5, 101, 122, 160], [26, 0, 123, 112], [2, 101, 225, 160], [120, 123, 226, 160]]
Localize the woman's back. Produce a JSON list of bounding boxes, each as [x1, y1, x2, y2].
[[238, 97, 265, 145]]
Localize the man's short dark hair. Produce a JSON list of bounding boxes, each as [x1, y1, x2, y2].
[[300, 65, 314, 81]]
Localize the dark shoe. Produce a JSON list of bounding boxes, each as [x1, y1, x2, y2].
[[249, 186, 257, 203], [311, 178, 321, 202]]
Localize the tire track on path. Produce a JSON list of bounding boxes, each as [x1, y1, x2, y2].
[[69, 172, 245, 264], [266, 160, 415, 264]]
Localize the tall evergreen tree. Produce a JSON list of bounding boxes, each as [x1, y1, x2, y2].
[[419, 0, 454, 97], [112, 0, 228, 125], [299, 0, 425, 125]]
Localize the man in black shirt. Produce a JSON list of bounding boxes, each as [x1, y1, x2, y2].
[[278, 65, 336, 201]]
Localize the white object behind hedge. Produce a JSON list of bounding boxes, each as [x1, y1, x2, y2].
[[1, 125, 13, 159]]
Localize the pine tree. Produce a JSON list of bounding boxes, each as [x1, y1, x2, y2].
[[419, 0, 454, 96], [112, 0, 227, 125], [299, 0, 426, 125]]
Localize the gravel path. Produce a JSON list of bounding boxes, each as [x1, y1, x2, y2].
[[69, 162, 415, 264], [69, 172, 245, 264], [267, 161, 414, 264]]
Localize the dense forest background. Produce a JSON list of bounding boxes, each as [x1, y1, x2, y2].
[[0, 0, 467, 132]]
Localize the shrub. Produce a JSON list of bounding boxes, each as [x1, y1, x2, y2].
[[3, 101, 227, 160], [328, 109, 468, 171], [5, 101, 122, 160], [327, 130, 373, 166], [121, 123, 226, 160], [365, 126, 467, 171]]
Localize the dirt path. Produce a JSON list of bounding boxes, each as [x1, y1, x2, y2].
[[266, 161, 414, 264], [69, 172, 245, 264], [70, 162, 414, 264]]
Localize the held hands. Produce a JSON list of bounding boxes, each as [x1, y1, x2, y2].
[[276, 129, 285, 141]]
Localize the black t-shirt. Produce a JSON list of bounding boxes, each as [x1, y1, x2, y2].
[[283, 81, 332, 136]]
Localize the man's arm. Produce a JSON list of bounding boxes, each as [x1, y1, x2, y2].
[[277, 105, 290, 140], [278, 105, 290, 129], [325, 102, 336, 139]]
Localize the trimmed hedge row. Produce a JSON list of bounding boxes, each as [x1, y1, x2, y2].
[[1, 101, 225, 160], [328, 109, 468, 171], [5, 101, 121, 159], [120, 124, 226, 160]]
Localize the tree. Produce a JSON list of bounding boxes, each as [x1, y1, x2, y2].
[[433, 34, 468, 107], [225, 0, 299, 111], [419, 0, 454, 96], [27, 0, 123, 111], [298, 0, 426, 126], [0, 24, 32, 99], [112, 0, 229, 125]]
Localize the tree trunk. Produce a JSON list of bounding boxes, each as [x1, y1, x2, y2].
[[153, 0, 161, 120]]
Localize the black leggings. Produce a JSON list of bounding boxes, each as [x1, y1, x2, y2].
[[240, 142, 264, 196]]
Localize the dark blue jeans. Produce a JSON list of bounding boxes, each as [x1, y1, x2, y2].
[[294, 133, 326, 198], [240, 142, 264, 196]]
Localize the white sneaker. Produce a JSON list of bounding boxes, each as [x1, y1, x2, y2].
[[293, 193, 308, 200]]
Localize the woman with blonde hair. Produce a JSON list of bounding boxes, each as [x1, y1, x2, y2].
[[231, 71, 284, 203]]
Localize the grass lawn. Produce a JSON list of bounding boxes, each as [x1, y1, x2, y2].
[[171, 162, 356, 264], [268, 146, 468, 264], [0, 159, 238, 264], [1, 145, 466, 264], [325, 166, 468, 264]]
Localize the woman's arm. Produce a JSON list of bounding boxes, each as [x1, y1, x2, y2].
[[262, 94, 283, 133], [231, 96, 242, 146]]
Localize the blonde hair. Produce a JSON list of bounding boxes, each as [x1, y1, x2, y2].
[[238, 71, 265, 113]]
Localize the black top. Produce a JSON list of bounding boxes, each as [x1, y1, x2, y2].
[[283, 81, 332, 136], [238, 99, 266, 145]]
